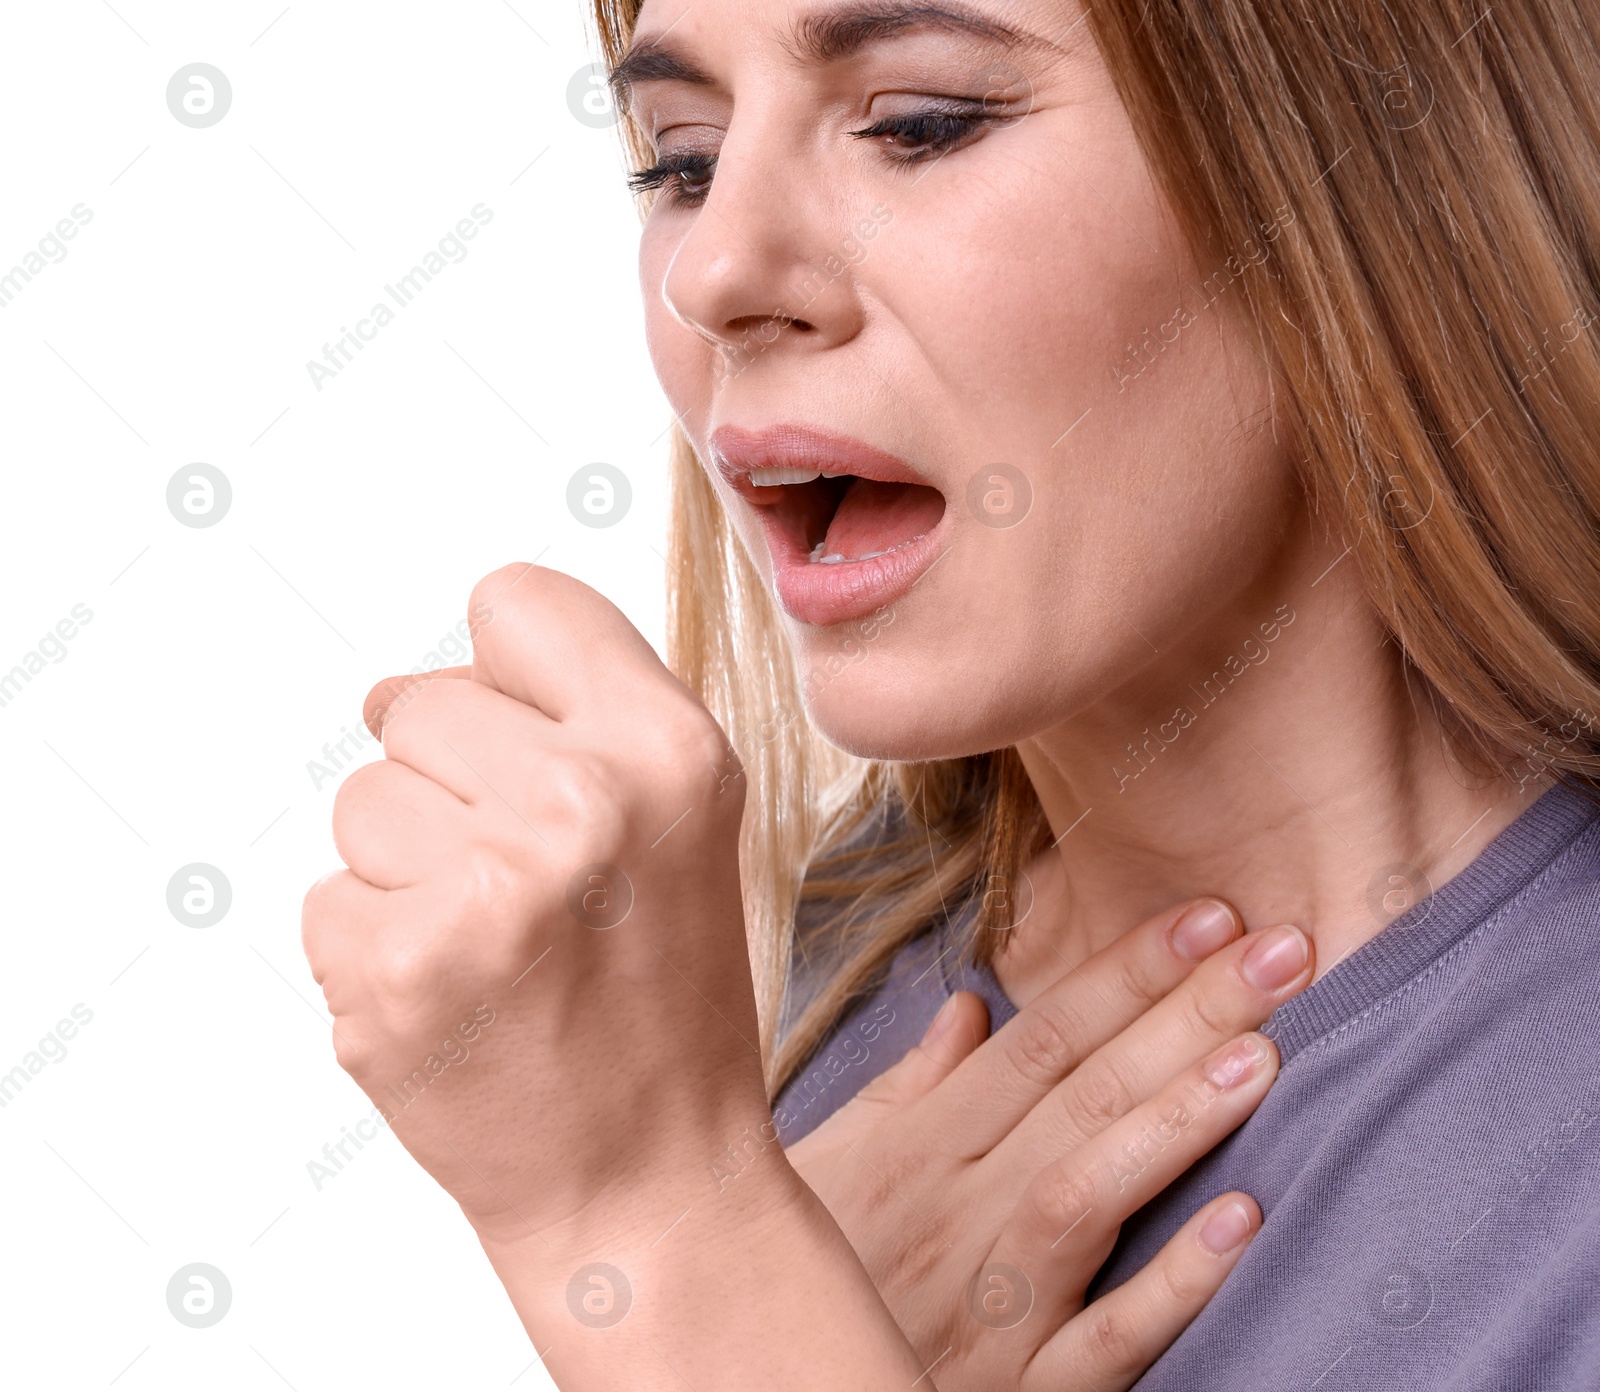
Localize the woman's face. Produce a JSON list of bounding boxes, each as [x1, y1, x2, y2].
[[627, 0, 1300, 760]]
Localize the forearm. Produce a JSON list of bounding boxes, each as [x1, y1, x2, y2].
[[477, 1142, 929, 1390]]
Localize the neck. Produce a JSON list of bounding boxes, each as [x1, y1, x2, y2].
[[995, 530, 1544, 1007]]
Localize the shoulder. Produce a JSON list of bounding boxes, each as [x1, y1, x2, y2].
[[1480, 798, 1600, 981]]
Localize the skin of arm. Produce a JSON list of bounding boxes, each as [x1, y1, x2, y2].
[[475, 1150, 929, 1389]]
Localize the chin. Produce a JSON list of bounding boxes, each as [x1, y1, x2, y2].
[[800, 661, 1040, 764]]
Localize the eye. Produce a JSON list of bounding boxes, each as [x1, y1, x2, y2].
[[627, 102, 1005, 209], [628, 149, 717, 208], [845, 105, 1002, 164]]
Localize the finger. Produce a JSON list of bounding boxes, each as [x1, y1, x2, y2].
[[301, 868, 390, 1005], [987, 1032, 1278, 1334], [468, 563, 679, 723], [332, 759, 472, 890], [1004, 925, 1311, 1165], [926, 899, 1243, 1153], [865, 991, 992, 1106], [364, 667, 472, 739], [1030, 1193, 1261, 1392], [377, 674, 555, 809], [790, 992, 992, 1198]]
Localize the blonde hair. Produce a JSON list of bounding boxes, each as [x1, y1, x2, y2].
[[590, 0, 1600, 1096]]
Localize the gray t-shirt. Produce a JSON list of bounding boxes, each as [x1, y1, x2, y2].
[[772, 780, 1600, 1390]]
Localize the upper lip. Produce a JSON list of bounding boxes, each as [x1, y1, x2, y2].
[[708, 422, 933, 498]]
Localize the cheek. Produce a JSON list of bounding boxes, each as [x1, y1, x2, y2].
[[787, 216, 1292, 754], [873, 104, 1185, 426]]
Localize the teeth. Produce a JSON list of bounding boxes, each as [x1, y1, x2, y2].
[[750, 467, 823, 487], [805, 534, 929, 565], [821, 471, 849, 478]]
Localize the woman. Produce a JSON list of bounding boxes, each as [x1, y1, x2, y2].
[[303, 0, 1600, 1387]]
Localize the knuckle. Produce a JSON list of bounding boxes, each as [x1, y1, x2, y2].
[[330, 758, 387, 820], [468, 562, 572, 658], [544, 756, 627, 858], [470, 561, 541, 618], [455, 841, 528, 921], [1178, 982, 1243, 1041], [1067, 1058, 1138, 1132], [1158, 1249, 1211, 1307], [1106, 953, 1166, 1013], [301, 870, 353, 974], [370, 940, 447, 1016], [1027, 1161, 1101, 1235], [1076, 1303, 1147, 1381], [301, 869, 341, 923], [652, 702, 737, 791], [1006, 1006, 1084, 1086], [331, 1025, 379, 1079]]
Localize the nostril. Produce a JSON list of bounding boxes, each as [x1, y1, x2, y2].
[[728, 315, 813, 339]]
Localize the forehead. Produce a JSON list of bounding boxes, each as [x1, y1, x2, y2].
[[615, 1, 1071, 103]]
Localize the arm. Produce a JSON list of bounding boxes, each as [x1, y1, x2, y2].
[[476, 1155, 929, 1389]]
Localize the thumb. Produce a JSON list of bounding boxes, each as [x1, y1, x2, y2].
[[363, 666, 473, 738], [855, 991, 991, 1112], [468, 562, 672, 722]]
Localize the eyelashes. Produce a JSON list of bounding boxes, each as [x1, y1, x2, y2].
[[628, 107, 1001, 209], [628, 150, 718, 205]]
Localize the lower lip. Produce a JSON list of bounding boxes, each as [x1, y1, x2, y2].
[[759, 508, 950, 627]]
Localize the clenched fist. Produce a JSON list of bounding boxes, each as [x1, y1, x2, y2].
[[301, 563, 766, 1253]]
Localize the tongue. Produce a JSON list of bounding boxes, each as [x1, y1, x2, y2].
[[823, 479, 945, 558]]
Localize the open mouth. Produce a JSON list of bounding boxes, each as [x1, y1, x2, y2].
[[744, 468, 947, 566], [709, 423, 953, 626]]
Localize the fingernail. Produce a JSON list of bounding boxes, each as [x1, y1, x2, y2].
[[1204, 1035, 1266, 1089], [1240, 925, 1309, 991], [1198, 1200, 1253, 1255], [920, 994, 958, 1047], [1170, 899, 1239, 960]]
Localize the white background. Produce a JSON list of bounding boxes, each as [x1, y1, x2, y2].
[[0, 3, 671, 1387]]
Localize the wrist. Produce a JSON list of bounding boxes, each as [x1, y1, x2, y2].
[[476, 1103, 813, 1290], [475, 1121, 924, 1390]]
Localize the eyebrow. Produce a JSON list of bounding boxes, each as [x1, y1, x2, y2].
[[610, 1, 1053, 107]]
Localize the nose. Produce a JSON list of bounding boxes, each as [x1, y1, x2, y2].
[[657, 120, 867, 373]]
